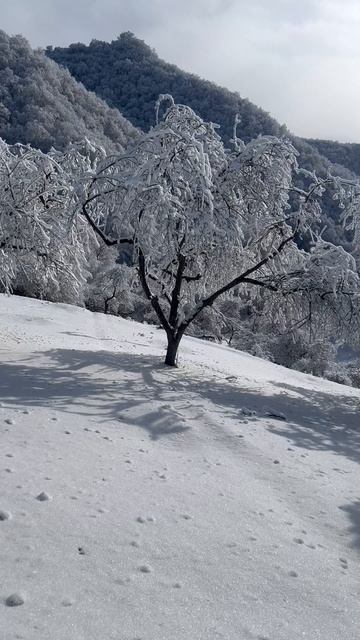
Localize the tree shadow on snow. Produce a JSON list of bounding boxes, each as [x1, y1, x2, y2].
[[1, 347, 360, 548], [0, 348, 359, 456], [267, 381, 360, 466], [0, 350, 192, 441], [338, 500, 360, 550]]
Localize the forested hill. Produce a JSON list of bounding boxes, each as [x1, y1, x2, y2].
[[47, 32, 283, 144], [46, 33, 358, 180], [306, 138, 360, 177], [0, 31, 138, 153]]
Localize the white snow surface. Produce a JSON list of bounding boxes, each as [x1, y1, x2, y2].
[[0, 294, 359, 640]]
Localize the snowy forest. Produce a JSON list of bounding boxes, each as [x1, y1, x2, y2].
[[2, 31, 360, 379]]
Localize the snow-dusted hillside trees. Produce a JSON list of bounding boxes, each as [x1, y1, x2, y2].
[[1, 96, 360, 375], [0, 140, 94, 302], [0, 31, 138, 153], [79, 97, 360, 366]]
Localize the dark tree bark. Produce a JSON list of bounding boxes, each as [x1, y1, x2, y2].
[[104, 285, 117, 314], [164, 334, 181, 366]]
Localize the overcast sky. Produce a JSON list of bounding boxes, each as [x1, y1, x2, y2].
[[2, 0, 360, 142]]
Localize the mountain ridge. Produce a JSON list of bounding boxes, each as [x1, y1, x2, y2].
[[46, 33, 359, 178]]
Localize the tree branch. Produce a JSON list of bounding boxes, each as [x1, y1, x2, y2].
[[169, 254, 186, 328], [242, 277, 278, 291], [81, 200, 133, 247], [138, 249, 172, 335], [179, 233, 295, 331]]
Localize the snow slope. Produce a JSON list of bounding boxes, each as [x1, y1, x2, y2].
[[0, 294, 359, 640]]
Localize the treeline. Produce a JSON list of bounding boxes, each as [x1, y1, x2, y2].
[[46, 32, 283, 144], [46, 34, 357, 177], [307, 138, 360, 177]]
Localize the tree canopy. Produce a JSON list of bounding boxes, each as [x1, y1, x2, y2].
[[79, 98, 360, 365]]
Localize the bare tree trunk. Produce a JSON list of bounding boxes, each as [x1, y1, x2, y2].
[[104, 286, 117, 314], [164, 334, 181, 366]]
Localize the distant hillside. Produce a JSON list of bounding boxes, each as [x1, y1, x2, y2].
[[46, 34, 357, 174], [46, 32, 356, 247], [306, 138, 360, 177], [46, 32, 284, 145], [0, 31, 138, 152]]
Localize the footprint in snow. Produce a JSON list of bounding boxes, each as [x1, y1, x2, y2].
[[4, 418, 14, 425], [61, 598, 74, 607], [115, 577, 132, 586], [0, 510, 12, 521], [5, 593, 25, 607], [339, 558, 348, 569], [36, 491, 52, 502], [136, 516, 155, 524], [136, 516, 147, 523], [138, 564, 152, 573]]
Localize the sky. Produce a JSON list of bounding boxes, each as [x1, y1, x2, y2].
[[2, 0, 360, 142]]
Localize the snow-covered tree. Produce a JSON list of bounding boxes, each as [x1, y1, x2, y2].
[[86, 245, 135, 315], [79, 97, 360, 365], [0, 139, 92, 303]]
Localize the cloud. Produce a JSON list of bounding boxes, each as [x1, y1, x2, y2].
[[1, 0, 360, 141]]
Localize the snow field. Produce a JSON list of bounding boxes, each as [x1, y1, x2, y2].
[[0, 295, 359, 640]]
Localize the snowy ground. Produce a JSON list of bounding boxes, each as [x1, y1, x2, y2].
[[0, 294, 359, 640]]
